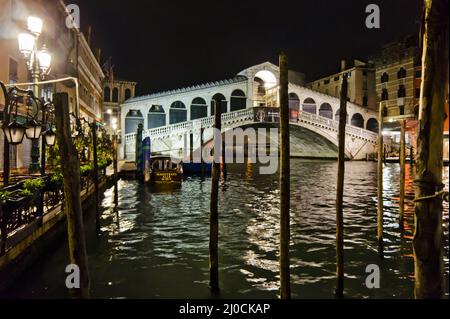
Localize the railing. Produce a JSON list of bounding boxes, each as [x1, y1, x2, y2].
[[0, 170, 107, 256]]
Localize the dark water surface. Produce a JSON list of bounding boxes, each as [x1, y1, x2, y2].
[[5, 160, 449, 299]]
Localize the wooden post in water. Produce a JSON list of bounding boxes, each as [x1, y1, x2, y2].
[[377, 102, 384, 255], [413, 0, 448, 299], [279, 52, 291, 299], [335, 72, 348, 298], [53, 92, 90, 298], [113, 133, 119, 207], [399, 120, 406, 229], [209, 96, 222, 293], [201, 127, 205, 179], [92, 122, 100, 235]]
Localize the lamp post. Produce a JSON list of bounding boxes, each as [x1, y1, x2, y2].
[[18, 16, 52, 173]]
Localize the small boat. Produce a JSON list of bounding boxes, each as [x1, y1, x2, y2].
[[145, 156, 182, 191]]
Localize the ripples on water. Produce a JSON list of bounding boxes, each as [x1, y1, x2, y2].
[[6, 160, 449, 299]]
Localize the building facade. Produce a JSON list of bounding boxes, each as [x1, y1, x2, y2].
[[306, 59, 377, 111], [103, 79, 137, 133], [0, 0, 104, 175]]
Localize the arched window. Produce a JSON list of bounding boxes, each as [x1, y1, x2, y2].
[[148, 105, 166, 129], [125, 110, 144, 134], [398, 85, 406, 98], [381, 89, 389, 101], [112, 87, 119, 102], [366, 118, 379, 133], [288, 93, 300, 121], [302, 97, 317, 114], [397, 67, 406, 79], [190, 97, 208, 120], [319, 103, 333, 119], [104, 87, 110, 102], [381, 72, 389, 83], [169, 101, 187, 124], [335, 109, 349, 123], [211, 93, 227, 115], [230, 90, 246, 112], [350, 113, 364, 128], [125, 88, 132, 101]]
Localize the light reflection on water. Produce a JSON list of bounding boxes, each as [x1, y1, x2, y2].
[[5, 159, 449, 299]]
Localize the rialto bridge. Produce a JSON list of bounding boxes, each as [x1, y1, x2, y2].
[[120, 62, 379, 161]]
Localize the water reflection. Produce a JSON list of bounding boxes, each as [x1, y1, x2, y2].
[[4, 160, 449, 299]]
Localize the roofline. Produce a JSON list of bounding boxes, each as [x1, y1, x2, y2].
[[124, 75, 247, 104]]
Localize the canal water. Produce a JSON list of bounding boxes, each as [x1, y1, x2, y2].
[[4, 159, 449, 299]]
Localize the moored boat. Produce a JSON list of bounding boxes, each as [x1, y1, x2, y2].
[[145, 156, 182, 191]]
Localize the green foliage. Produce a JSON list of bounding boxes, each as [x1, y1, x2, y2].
[[0, 190, 12, 201], [80, 163, 94, 175], [20, 189, 33, 198], [50, 172, 63, 184], [23, 178, 45, 192]]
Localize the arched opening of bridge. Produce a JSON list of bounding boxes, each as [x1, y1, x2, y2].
[[211, 93, 227, 115], [191, 97, 208, 120], [148, 105, 166, 129], [288, 93, 300, 121], [169, 101, 187, 124], [125, 109, 144, 134], [366, 118, 379, 133], [302, 97, 317, 114], [319, 103, 333, 119], [350, 113, 364, 128], [254, 70, 277, 106], [335, 109, 349, 124], [230, 90, 247, 112]]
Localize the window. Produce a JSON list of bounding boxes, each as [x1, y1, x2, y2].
[[334, 76, 340, 81], [363, 71, 367, 76], [381, 72, 389, 83], [104, 87, 111, 102], [363, 96, 368, 106], [112, 88, 119, 102], [324, 79, 330, 84], [415, 88, 421, 98], [398, 85, 406, 98], [381, 89, 388, 101], [415, 70, 422, 78], [397, 67, 406, 79], [125, 88, 132, 101]]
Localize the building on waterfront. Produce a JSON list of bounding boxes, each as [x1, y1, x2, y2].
[[0, 0, 104, 175], [305, 59, 377, 111], [103, 78, 137, 133], [370, 35, 449, 160]]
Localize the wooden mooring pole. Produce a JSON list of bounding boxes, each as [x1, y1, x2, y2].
[[54, 92, 90, 298], [413, 0, 448, 299], [209, 96, 222, 293], [279, 52, 291, 299], [335, 71, 348, 298], [92, 122, 100, 235], [377, 102, 384, 256], [113, 133, 119, 207], [399, 120, 406, 229]]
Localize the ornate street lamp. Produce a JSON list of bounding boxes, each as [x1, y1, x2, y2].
[[17, 15, 52, 173], [3, 120, 26, 145], [43, 127, 56, 147], [42, 100, 56, 147]]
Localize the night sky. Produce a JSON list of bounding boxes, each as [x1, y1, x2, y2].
[[71, 0, 422, 96]]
